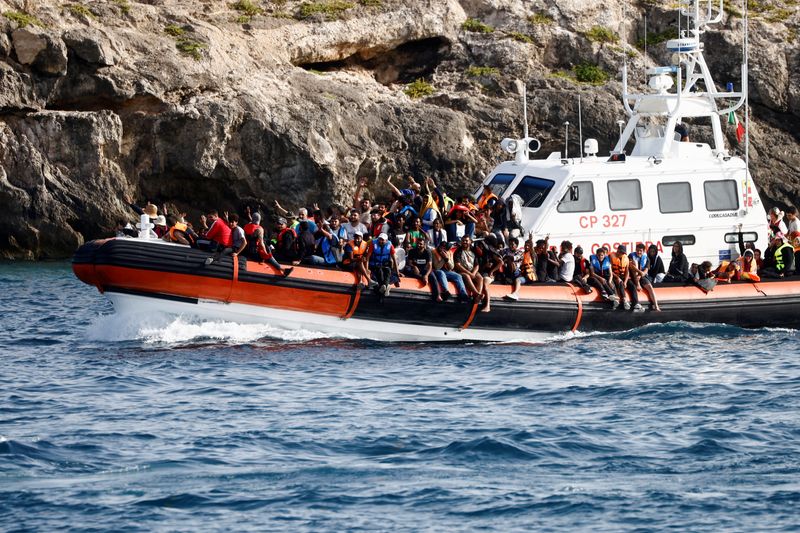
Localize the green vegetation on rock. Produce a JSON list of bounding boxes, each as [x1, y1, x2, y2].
[[574, 63, 609, 85], [67, 3, 96, 20], [462, 18, 494, 33], [113, 0, 131, 15], [232, 0, 263, 22], [466, 66, 499, 77], [175, 37, 207, 60], [404, 78, 435, 99], [528, 12, 554, 25], [507, 31, 533, 44], [297, 1, 354, 19], [360, 0, 381, 6], [584, 25, 619, 44], [3, 10, 44, 28], [164, 24, 186, 37]]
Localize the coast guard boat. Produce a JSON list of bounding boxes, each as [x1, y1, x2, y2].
[[73, 0, 800, 342]]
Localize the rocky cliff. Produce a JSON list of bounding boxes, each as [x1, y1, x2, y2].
[[0, 0, 798, 259]]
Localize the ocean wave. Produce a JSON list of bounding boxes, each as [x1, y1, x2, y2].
[[84, 312, 342, 345], [424, 436, 542, 461]]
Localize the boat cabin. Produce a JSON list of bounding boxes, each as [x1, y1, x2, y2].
[[476, 0, 767, 266]]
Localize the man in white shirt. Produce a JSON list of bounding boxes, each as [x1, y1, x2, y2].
[[343, 209, 368, 240], [558, 240, 575, 282], [786, 206, 799, 237]]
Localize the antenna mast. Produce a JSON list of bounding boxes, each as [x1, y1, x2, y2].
[[578, 94, 584, 163]]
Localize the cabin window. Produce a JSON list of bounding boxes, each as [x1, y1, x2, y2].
[[662, 235, 696, 246], [724, 232, 758, 244], [558, 181, 595, 213], [704, 180, 739, 211], [658, 182, 693, 213], [607, 179, 642, 211], [475, 173, 515, 198], [512, 176, 556, 208]]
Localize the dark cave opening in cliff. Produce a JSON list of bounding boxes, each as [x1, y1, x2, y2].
[[297, 36, 451, 86]]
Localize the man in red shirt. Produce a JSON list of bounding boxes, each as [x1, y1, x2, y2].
[[200, 210, 233, 265], [204, 211, 233, 248]]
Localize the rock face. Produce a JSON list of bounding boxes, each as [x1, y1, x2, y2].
[[0, 0, 798, 259]]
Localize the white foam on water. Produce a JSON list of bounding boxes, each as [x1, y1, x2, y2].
[[85, 312, 338, 345]]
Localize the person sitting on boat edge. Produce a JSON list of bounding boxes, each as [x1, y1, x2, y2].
[[343, 231, 372, 287], [534, 237, 553, 282], [629, 243, 660, 311], [314, 220, 342, 267], [272, 217, 298, 263], [662, 242, 690, 283], [432, 241, 471, 303], [454, 235, 489, 311], [558, 241, 592, 294], [229, 214, 247, 256], [164, 214, 197, 246], [589, 247, 619, 307], [405, 233, 441, 301], [573, 245, 589, 283], [367, 232, 398, 298], [477, 233, 504, 283], [761, 233, 795, 278], [736, 249, 760, 282], [611, 245, 634, 310], [502, 236, 526, 301], [646, 244, 666, 283], [296, 221, 321, 266], [199, 210, 233, 264]]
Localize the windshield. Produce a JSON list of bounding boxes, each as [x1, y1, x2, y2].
[[511, 176, 555, 208], [474, 173, 515, 198]]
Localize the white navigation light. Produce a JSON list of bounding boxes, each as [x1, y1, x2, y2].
[[501, 138, 519, 154], [648, 73, 674, 92], [527, 138, 541, 153], [584, 138, 598, 156], [666, 38, 699, 53]]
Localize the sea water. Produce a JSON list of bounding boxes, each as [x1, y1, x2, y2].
[[1, 262, 799, 532]]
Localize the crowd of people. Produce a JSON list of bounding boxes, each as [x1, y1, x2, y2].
[[118, 179, 800, 312]]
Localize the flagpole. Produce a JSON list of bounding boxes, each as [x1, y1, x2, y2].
[[744, 0, 750, 214]]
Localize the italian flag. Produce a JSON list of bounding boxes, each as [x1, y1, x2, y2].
[[728, 111, 746, 143]]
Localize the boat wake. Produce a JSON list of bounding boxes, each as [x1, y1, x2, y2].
[[85, 312, 341, 345]]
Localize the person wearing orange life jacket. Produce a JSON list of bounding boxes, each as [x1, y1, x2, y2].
[[477, 184, 498, 210], [165, 215, 197, 246], [736, 249, 760, 282], [343, 231, 373, 287], [273, 217, 298, 263], [503, 236, 542, 301], [521, 236, 537, 283], [611, 244, 632, 310]]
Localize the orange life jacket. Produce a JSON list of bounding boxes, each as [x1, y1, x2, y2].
[[168, 222, 193, 244], [611, 254, 629, 277], [477, 192, 498, 210], [343, 240, 368, 265], [521, 251, 536, 282]]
